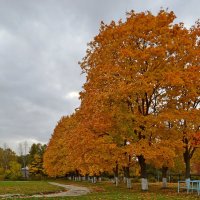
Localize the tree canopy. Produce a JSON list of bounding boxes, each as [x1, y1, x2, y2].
[[44, 10, 200, 190]]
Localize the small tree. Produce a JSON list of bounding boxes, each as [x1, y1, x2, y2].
[[5, 161, 22, 180], [29, 154, 45, 178], [0, 146, 17, 170]]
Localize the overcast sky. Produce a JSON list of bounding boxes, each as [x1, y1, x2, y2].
[[0, 0, 199, 153]]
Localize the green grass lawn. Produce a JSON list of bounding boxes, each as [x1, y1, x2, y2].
[[0, 180, 200, 200], [0, 181, 64, 195], [52, 180, 200, 200]]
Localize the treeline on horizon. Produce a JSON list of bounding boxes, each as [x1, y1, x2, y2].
[[0, 143, 46, 180]]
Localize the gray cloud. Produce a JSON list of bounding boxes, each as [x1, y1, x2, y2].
[[0, 0, 199, 152]]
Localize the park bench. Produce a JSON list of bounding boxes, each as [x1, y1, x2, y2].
[[178, 179, 200, 195]]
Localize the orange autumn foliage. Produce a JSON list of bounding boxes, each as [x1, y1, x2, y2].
[[80, 10, 199, 178], [44, 10, 199, 182]]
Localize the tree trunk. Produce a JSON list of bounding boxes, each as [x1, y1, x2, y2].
[[138, 155, 148, 191], [89, 176, 92, 182], [93, 176, 97, 183], [123, 176, 127, 184], [114, 162, 119, 187], [162, 167, 168, 188], [123, 167, 127, 184], [183, 148, 191, 180], [124, 166, 132, 189], [85, 174, 89, 181], [127, 177, 132, 189]]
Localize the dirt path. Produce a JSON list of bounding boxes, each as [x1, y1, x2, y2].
[[33, 182, 90, 197], [0, 182, 90, 198]]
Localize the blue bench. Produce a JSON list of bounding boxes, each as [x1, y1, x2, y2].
[[178, 180, 200, 195]]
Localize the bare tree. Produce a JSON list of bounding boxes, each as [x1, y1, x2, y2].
[[3, 143, 9, 170], [18, 141, 29, 178]]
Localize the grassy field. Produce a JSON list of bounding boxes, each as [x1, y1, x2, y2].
[[0, 181, 64, 195], [53, 180, 200, 200], [0, 180, 200, 199]]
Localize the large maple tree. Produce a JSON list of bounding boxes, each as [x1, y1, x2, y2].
[[79, 10, 199, 189]]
